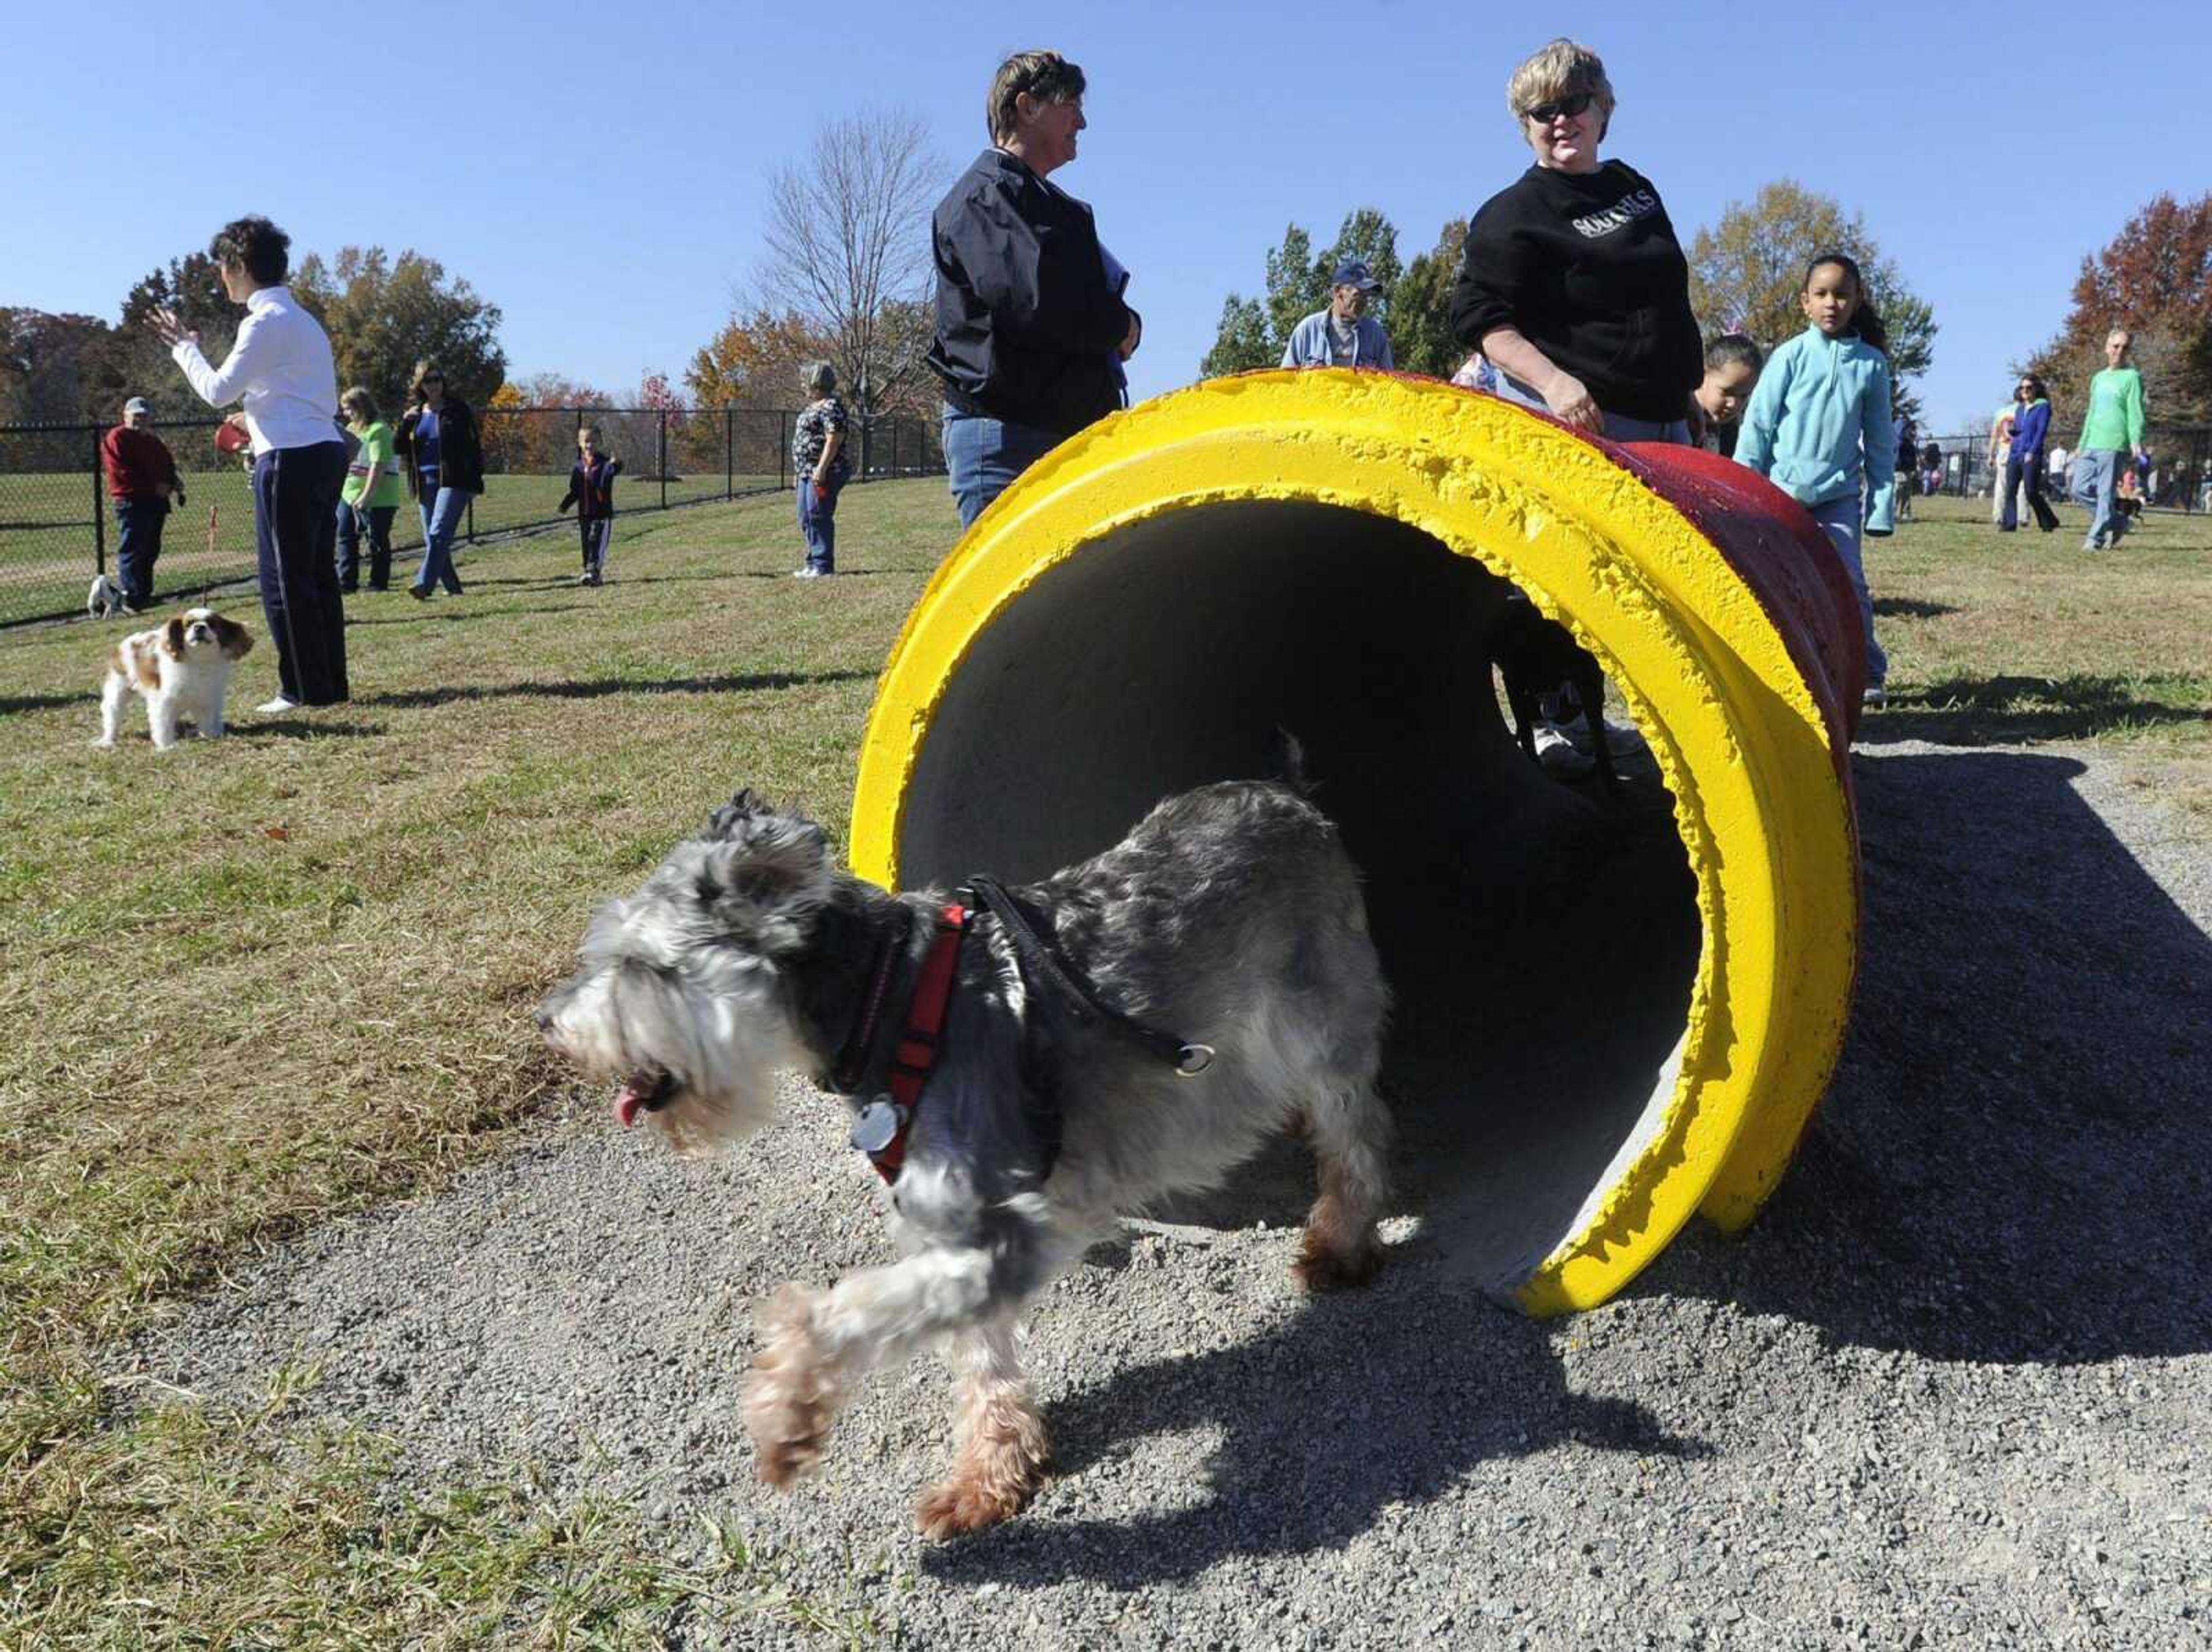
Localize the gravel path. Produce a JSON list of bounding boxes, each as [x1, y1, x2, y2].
[[134, 740, 2212, 1649]]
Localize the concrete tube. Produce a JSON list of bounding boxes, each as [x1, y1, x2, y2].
[[851, 372, 1863, 1314]]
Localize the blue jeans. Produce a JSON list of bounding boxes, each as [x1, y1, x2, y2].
[[2069, 449, 2127, 548], [253, 442, 350, 704], [1809, 493, 1887, 687], [1999, 454, 2059, 533], [797, 474, 845, 573], [113, 495, 167, 608], [942, 407, 1059, 528], [579, 516, 613, 577], [1491, 373, 1692, 445], [337, 501, 397, 588], [414, 485, 470, 593]]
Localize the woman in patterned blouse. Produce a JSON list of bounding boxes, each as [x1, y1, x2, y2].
[[791, 362, 851, 578]]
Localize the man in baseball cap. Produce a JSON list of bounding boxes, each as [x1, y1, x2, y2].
[[1282, 257, 1395, 370], [100, 396, 184, 614]]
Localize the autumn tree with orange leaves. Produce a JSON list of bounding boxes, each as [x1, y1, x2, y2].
[[2024, 193, 2212, 433]]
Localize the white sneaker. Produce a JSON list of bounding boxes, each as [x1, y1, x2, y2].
[[255, 696, 301, 715], [1532, 723, 1596, 778], [1862, 684, 1886, 709], [1557, 710, 1647, 755], [791, 566, 825, 579]]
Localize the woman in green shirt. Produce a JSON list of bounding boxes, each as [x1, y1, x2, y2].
[[337, 386, 404, 592]]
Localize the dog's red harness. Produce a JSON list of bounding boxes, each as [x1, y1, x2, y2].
[[850, 902, 969, 1183]]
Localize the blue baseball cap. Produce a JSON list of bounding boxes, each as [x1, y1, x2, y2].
[[1331, 259, 1381, 293]]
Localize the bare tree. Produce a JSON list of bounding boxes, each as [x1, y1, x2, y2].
[[756, 110, 942, 422]]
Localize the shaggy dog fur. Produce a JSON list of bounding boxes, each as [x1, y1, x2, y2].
[[538, 781, 1393, 1537]]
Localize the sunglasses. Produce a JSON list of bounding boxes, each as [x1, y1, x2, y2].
[[1523, 91, 1594, 124]]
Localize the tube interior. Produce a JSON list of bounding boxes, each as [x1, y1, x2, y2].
[[897, 501, 1700, 1295]]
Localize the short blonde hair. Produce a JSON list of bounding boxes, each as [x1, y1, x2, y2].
[[339, 385, 379, 423], [1505, 38, 1615, 133]]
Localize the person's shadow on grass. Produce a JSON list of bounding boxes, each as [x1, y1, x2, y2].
[[1857, 674, 2211, 744], [354, 668, 875, 710]]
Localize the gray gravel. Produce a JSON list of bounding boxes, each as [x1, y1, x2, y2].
[[130, 738, 2212, 1649]]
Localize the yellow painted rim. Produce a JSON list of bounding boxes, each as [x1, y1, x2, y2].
[[853, 372, 1858, 1313]]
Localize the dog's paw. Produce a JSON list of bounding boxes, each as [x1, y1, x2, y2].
[[915, 1464, 1043, 1540], [751, 1411, 830, 1488], [917, 1401, 1050, 1537], [744, 1287, 836, 1489], [1293, 1229, 1384, 1293]]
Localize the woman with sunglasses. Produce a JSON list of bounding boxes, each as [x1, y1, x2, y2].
[[1449, 38, 1702, 444], [1999, 374, 2061, 533]]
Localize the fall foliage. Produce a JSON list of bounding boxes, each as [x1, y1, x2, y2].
[[2024, 193, 2212, 432], [1685, 180, 1936, 413]]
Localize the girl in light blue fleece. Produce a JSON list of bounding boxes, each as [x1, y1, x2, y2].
[[1736, 252, 1898, 707]]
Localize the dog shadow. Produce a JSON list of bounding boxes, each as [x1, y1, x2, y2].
[[353, 669, 875, 710], [1642, 747, 2212, 1366], [3, 690, 99, 714], [923, 1278, 1704, 1589]]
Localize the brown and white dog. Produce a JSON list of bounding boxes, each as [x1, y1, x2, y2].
[[96, 608, 254, 749]]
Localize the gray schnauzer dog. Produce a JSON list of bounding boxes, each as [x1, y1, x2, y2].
[[536, 779, 1392, 1538]]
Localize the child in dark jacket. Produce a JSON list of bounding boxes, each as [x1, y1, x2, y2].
[[558, 425, 623, 586]]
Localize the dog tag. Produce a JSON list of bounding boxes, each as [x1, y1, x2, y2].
[[851, 1096, 907, 1155]]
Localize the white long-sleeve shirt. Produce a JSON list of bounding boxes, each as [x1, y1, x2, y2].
[[171, 285, 339, 455]]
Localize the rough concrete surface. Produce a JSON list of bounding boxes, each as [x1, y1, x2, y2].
[[132, 740, 2212, 1648]]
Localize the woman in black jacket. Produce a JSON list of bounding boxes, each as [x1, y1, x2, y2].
[[926, 49, 1140, 527], [1449, 38, 1700, 442], [394, 359, 484, 599]]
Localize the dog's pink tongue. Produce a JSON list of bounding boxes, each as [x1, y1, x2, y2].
[[615, 1082, 649, 1129]]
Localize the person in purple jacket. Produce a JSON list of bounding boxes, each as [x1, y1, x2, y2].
[[1999, 374, 2061, 533]]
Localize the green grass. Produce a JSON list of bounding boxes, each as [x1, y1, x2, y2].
[[1, 476, 2206, 1642], [2, 482, 946, 1645], [1862, 494, 2212, 757]]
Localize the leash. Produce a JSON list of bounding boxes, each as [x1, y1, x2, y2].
[[964, 876, 1214, 1076]]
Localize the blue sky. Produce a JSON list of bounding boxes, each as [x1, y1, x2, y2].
[[9, 1, 2209, 433]]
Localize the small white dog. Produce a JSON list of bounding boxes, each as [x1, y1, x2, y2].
[[96, 608, 255, 749], [88, 574, 127, 619]]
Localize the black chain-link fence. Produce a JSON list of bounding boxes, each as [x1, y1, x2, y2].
[[1917, 422, 2212, 511], [0, 406, 944, 627]]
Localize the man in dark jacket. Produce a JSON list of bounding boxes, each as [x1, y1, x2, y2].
[[100, 396, 184, 613], [927, 49, 1139, 528]]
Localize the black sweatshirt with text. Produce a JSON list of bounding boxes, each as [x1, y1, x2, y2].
[[1450, 160, 1702, 423]]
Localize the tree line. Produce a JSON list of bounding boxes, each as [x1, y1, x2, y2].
[[1, 247, 507, 429]]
